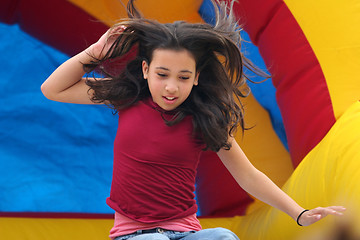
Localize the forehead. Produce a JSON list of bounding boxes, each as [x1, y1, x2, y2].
[[149, 48, 196, 71]]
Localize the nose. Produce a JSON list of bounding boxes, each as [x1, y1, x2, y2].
[[165, 80, 178, 93]]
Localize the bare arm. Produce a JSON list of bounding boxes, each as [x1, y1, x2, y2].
[[41, 50, 97, 104], [217, 137, 345, 226]]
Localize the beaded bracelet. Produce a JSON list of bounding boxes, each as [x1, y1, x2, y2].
[[296, 209, 309, 226]]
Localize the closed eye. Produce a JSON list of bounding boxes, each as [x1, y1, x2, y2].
[[179, 76, 190, 80], [157, 73, 167, 77]]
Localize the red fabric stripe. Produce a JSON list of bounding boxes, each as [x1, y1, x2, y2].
[[0, 0, 108, 56], [231, 0, 335, 166], [0, 212, 113, 219]]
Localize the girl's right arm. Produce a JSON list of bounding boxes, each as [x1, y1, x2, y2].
[[41, 49, 98, 104], [41, 26, 124, 104]]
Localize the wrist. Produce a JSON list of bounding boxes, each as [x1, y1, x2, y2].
[[84, 44, 103, 60], [296, 209, 309, 226], [287, 205, 306, 222]]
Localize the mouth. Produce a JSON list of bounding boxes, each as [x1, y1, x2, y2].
[[163, 96, 178, 103], [164, 96, 176, 100]]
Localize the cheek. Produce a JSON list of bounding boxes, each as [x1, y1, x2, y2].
[[182, 83, 195, 96], [147, 78, 162, 94]]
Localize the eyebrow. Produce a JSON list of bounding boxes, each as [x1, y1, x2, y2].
[[155, 67, 193, 74]]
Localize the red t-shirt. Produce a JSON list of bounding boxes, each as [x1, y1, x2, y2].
[[106, 98, 205, 223]]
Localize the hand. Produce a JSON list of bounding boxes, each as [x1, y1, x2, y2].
[[297, 206, 346, 226], [86, 25, 127, 59]]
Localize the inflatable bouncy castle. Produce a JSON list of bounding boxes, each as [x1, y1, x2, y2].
[[1, 0, 359, 239]]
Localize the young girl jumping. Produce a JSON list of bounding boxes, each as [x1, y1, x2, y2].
[[41, 0, 345, 239]]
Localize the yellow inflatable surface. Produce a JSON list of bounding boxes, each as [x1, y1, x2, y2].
[[235, 101, 360, 239]]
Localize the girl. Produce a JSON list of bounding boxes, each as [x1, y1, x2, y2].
[[41, 0, 345, 239]]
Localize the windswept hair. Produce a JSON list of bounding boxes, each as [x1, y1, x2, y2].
[[84, 0, 263, 152]]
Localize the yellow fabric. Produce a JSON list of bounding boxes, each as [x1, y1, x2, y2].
[[234, 101, 360, 239], [284, 0, 360, 120], [0, 217, 113, 239]]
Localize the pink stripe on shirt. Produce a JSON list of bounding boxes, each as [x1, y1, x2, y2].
[[109, 212, 202, 239]]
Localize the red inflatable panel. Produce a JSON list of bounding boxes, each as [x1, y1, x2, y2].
[[230, 0, 336, 166], [0, 0, 108, 56]]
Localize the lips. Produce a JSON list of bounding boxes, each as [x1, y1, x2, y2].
[[162, 96, 178, 105], [164, 96, 176, 100]]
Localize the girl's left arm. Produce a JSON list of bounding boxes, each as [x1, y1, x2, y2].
[[216, 137, 345, 226]]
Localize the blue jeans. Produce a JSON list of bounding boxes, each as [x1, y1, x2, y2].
[[114, 227, 240, 240]]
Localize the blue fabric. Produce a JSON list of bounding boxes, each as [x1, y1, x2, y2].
[[0, 23, 117, 213], [240, 31, 288, 149]]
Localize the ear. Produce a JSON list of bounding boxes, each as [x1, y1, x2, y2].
[[142, 60, 149, 79], [194, 72, 200, 86]]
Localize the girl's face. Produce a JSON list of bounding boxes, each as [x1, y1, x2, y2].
[[142, 48, 199, 111]]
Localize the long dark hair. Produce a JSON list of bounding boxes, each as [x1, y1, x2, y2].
[[84, 0, 263, 152]]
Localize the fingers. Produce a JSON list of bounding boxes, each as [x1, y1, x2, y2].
[[108, 25, 127, 38], [313, 206, 346, 217], [105, 25, 127, 48], [327, 206, 347, 215]]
